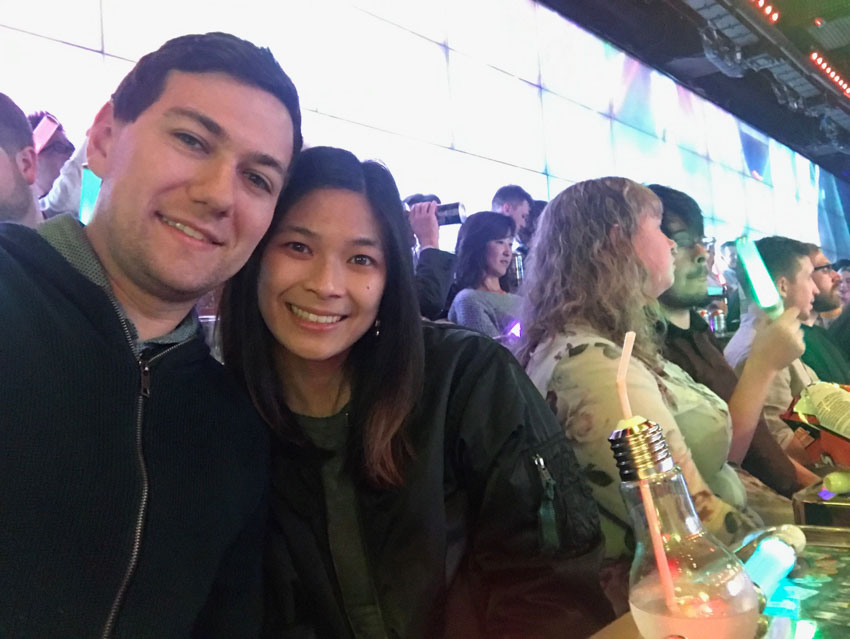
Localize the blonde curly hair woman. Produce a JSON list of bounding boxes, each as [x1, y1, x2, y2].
[[520, 177, 791, 611]]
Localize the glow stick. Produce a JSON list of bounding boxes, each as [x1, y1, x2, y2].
[[736, 237, 784, 320]]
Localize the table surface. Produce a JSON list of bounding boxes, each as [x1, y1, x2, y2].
[[591, 533, 850, 639]]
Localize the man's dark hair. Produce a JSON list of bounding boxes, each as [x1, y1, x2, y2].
[[403, 193, 441, 207], [0, 93, 33, 154], [835, 258, 850, 272], [454, 211, 516, 291], [738, 236, 811, 301], [111, 32, 302, 157], [26, 111, 64, 133], [646, 184, 704, 237], [492, 184, 532, 210], [721, 240, 736, 251]]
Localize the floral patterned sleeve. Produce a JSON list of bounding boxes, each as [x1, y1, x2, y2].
[[544, 339, 759, 557]]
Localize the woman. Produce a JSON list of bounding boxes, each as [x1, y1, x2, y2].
[[519, 178, 794, 608], [220, 147, 614, 638], [448, 212, 521, 339]]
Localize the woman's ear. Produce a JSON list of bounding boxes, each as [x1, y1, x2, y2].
[[86, 101, 117, 179]]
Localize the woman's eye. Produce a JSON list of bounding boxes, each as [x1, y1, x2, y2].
[[285, 241, 310, 254], [350, 255, 374, 266]]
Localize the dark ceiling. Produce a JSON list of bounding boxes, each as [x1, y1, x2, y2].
[[540, 0, 850, 182]]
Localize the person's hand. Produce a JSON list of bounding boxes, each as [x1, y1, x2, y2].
[[408, 201, 439, 249], [748, 306, 805, 372]]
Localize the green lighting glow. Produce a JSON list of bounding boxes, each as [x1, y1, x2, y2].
[[736, 237, 783, 319]]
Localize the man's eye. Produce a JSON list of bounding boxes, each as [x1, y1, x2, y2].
[[174, 132, 204, 150], [246, 172, 271, 193]]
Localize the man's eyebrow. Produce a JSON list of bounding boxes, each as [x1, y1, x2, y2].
[[165, 107, 223, 137], [165, 107, 288, 179], [247, 152, 287, 180]]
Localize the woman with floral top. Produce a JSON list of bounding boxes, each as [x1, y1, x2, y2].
[[518, 177, 792, 611]]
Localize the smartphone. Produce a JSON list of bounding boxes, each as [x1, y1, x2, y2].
[[435, 202, 465, 226], [32, 114, 60, 154], [736, 237, 783, 319]]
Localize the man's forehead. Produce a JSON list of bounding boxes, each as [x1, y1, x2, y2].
[[810, 250, 829, 266]]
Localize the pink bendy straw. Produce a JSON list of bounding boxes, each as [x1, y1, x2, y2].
[[616, 331, 677, 613]]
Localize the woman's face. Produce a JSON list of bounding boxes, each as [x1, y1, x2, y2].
[[257, 188, 387, 368], [484, 235, 513, 279], [632, 208, 676, 299]]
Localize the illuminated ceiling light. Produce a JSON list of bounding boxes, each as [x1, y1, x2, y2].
[[822, 62, 829, 69], [827, 66, 832, 73], [814, 17, 824, 28], [771, 12, 780, 22], [757, 0, 764, 7], [811, 52, 819, 61], [817, 56, 824, 64], [764, 5, 772, 14], [830, 71, 836, 78]]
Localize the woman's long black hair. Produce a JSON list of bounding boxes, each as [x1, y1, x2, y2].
[[219, 146, 425, 487], [453, 211, 516, 291]]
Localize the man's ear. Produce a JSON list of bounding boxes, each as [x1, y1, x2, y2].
[[775, 274, 790, 300], [15, 146, 38, 185], [86, 101, 118, 179]]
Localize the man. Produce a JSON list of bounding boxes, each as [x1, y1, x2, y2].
[[0, 93, 42, 227], [27, 111, 76, 200], [800, 246, 850, 383], [724, 236, 820, 465], [0, 32, 301, 636], [720, 240, 739, 290], [648, 185, 817, 497], [492, 184, 532, 233], [492, 185, 532, 293], [404, 193, 456, 320]]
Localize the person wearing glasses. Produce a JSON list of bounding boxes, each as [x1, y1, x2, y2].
[[648, 185, 819, 501], [798, 245, 850, 383], [724, 236, 822, 466]]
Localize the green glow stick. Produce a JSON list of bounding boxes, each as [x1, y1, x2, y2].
[[736, 236, 784, 320]]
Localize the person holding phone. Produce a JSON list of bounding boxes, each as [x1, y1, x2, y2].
[[219, 146, 614, 638], [404, 193, 456, 319]]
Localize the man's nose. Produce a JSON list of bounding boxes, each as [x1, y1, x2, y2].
[[187, 158, 237, 217]]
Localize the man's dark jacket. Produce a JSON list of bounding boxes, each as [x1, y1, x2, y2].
[[264, 323, 614, 639], [0, 223, 268, 637], [415, 248, 455, 320]]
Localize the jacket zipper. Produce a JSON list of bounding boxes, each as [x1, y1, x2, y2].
[[100, 326, 191, 638], [533, 454, 561, 554]]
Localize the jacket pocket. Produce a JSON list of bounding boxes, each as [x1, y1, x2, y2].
[[528, 434, 603, 556]]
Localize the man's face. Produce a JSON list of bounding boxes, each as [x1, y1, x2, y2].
[[33, 128, 74, 198], [659, 213, 709, 309], [779, 256, 817, 321], [86, 70, 296, 305], [839, 269, 850, 306], [809, 250, 841, 313], [503, 200, 530, 231], [0, 145, 37, 223]]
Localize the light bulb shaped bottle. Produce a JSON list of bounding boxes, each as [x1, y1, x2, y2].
[[609, 418, 760, 639]]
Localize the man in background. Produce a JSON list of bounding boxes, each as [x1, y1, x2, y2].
[[0, 93, 41, 227], [649, 184, 817, 497], [492, 184, 532, 233], [404, 192, 456, 319], [725, 236, 820, 466]]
